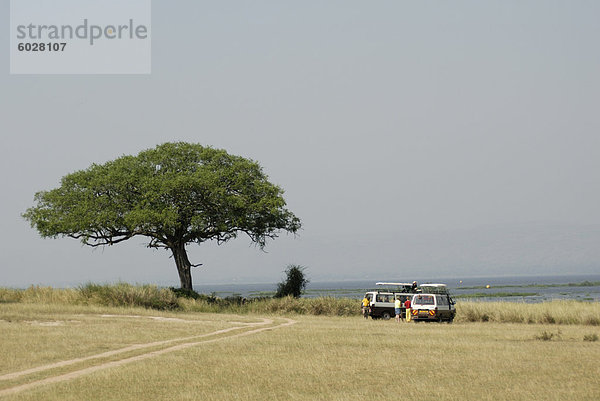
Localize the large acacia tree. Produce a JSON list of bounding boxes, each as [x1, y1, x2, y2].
[[24, 142, 301, 290]]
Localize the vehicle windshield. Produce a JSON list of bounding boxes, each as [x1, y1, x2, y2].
[[413, 295, 435, 305]]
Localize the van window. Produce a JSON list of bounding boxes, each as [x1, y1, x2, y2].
[[413, 295, 435, 305], [437, 295, 448, 305], [376, 294, 393, 303]]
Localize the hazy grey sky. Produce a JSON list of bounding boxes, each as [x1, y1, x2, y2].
[[2, 1, 599, 287]]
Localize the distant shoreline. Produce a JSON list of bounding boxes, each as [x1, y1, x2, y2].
[[190, 273, 600, 303]]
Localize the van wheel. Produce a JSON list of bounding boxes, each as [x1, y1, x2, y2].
[[381, 311, 391, 320]]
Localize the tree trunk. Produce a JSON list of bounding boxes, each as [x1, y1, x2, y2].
[[171, 243, 193, 290]]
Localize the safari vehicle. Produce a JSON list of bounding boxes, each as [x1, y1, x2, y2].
[[364, 282, 417, 320], [410, 284, 456, 323]]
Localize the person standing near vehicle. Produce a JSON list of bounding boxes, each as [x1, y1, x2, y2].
[[404, 297, 412, 322], [362, 295, 370, 319], [394, 296, 402, 322]]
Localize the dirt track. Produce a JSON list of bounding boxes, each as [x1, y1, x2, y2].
[[0, 316, 296, 397]]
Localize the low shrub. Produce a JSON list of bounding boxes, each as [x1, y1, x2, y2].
[[534, 330, 562, 341]]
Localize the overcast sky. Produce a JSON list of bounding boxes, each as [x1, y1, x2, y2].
[[1, 1, 599, 287]]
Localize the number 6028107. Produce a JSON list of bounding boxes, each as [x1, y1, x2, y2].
[[18, 43, 67, 52]]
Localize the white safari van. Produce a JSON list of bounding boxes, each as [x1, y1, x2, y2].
[[363, 282, 417, 320], [410, 284, 456, 323]]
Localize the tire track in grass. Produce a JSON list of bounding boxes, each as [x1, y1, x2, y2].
[[0, 317, 272, 382], [0, 318, 295, 397]]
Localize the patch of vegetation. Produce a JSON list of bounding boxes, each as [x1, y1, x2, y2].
[[78, 283, 179, 310], [583, 333, 599, 342], [535, 330, 562, 341], [274, 265, 309, 298], [169, 287, 202, 299], [569, 281, 600, 287]]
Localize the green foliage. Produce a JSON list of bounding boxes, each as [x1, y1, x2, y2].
[[24, 142, 300, 247], [583, 333, 599, 342], [274, 265, 309, 298], [23, 143, 301, 289]]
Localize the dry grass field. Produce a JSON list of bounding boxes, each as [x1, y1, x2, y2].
[[1, 300, 599, 401]]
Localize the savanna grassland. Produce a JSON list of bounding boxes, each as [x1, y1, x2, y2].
[[1, 286, 599, 401]]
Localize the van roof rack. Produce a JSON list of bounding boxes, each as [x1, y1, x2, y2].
[[375, 282, 413, 286], [419, 283, 449, 294]]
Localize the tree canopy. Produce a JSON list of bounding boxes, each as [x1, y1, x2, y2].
[[24, 142, 301, 289]]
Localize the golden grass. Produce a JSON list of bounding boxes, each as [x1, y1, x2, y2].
[[0, 303, 258, 376], [3, 285, 599, 326], [1, 302, 599, 400], [456, 300, 600, 325], [0, 284, 179, 310]]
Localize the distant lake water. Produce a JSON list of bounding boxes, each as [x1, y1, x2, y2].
[[194, 274, 600, 303]]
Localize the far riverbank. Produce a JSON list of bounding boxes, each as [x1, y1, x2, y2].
[[194, 273, 600, 303]]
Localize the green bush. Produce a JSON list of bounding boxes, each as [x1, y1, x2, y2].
[[274, 265, 309, 298]]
